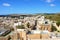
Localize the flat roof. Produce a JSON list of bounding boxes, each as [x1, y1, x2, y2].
[[0, 29, 11, 36]]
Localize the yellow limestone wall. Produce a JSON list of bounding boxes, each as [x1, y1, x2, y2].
[[27, 33, 49, 40], [40, 24, 51, 32], [27, 34, 41, 39], [18, 31, 26, 40]]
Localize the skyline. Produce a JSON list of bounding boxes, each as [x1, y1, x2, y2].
[[0, 0, 60, 15]]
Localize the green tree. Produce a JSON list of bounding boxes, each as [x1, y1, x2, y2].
[[51, 25, 57, 32], [56, 21, 60, 26], [16, 25, 25, 29]]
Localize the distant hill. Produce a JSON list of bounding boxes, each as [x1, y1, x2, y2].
[[43, 13, 60, 21], [0, 13, 60, 21]]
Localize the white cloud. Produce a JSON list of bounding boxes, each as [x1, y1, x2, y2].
[[2, 3, 11, 7], [50, 4, 56, 7], [45, 0, 54, 3]]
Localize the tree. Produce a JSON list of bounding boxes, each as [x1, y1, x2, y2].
[[56, 21, 60, 26], [51, 25, 57, 32], [16, 25, 25, 29]]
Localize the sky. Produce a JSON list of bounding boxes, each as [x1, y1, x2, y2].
[[0, 0, 60, 15]]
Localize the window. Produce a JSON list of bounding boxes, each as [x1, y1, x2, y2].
[[45, 21, 48, 24]]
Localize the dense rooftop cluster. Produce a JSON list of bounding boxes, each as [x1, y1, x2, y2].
[[0, 14, 60, 40]]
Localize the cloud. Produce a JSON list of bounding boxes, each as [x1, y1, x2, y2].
[[45, 0, 54, 3], [50, 4, 56, 7], [2, 3, 11, 7]]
